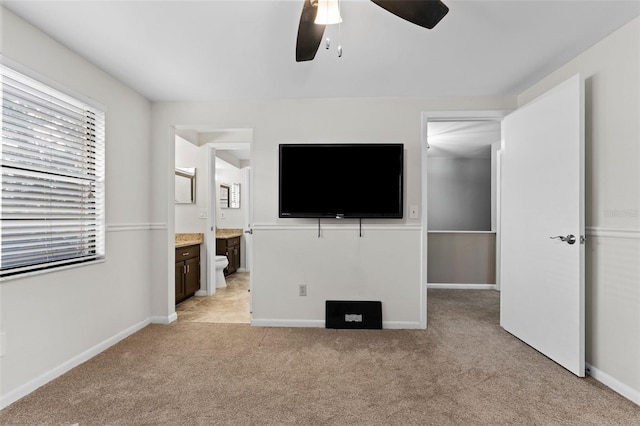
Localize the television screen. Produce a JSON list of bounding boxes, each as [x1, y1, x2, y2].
[[279, 143, 404, 219]]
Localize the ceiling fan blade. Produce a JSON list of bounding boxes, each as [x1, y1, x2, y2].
[[371, 0, 449, 29], [296, 0, 326, 62]]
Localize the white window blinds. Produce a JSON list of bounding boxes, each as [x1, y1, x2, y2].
[[1, 65, 105, 277]]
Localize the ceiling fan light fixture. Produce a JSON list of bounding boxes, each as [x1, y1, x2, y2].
[[314, 0, 342, 25]]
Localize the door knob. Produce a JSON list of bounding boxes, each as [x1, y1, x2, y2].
[[550, 234, 576, 245], [245, 229, 253, 235]]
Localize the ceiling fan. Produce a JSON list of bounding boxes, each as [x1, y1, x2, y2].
[[296, 0, 449, 62]]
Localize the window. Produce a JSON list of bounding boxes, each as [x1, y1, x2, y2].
[[1, 65, 105, 278]]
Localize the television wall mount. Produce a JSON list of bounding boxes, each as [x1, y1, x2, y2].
[[316, 217, 364, 238]]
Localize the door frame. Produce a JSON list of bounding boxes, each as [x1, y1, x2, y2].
[[420, 110, 509, 325], [171, 127, 253, 307], [205, 141, 252, 296]]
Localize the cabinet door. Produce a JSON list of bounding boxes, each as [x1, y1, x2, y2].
[[228, 249, 233, 274], [184, 257, 200, 296], [175, 261, 185, 303], [233, 244, 240, 270], [227, 246, 237, 274], [216, 239, 227, 256], [225, 237, 239, 274]]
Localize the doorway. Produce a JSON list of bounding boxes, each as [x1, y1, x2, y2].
[[422, 111, 507, 294], [173, 127, 253, 324]]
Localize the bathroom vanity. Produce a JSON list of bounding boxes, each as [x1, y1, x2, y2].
[[216, 228, 242, 276], [175, 233, 203, 304]]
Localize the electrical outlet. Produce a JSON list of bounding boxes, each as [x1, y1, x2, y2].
[[299, 284, 307, 296], [410, 204, 419, 219]]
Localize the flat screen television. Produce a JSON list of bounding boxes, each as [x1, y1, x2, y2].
[[279, 143, 404, 219]]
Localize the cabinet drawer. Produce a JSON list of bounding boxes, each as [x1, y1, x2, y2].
[[216, 237, 240, 253], [176, 245, 199, 261]]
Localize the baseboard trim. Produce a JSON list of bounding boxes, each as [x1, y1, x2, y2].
[[383, 321, 424, 329], [150, 313, 178, 324], [427, 283, 497, 290], [0, 318, 150, 410], [586, 363, 640, 406], [251, 319, 325, 328]]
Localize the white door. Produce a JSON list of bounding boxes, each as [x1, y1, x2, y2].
[[500, 74, 585, 377]]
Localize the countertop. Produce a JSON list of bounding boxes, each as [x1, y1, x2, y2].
[[175, 229, 242, 247], [175, 233, 204, 248], [216, 228, 243, 239]]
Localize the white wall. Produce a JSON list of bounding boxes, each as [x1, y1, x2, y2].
[[215, 161, 247, 229], [0, 8, 153, 407], [427, 157, 492, 231], [150, 96, 515, 328], [427, 232, 496, 284], [519, 17, 640, 402], [174, 135, 207, 234]]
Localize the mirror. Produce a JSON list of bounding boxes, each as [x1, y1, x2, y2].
[[220, 184, 229, 208], [175, 167, 196, 204], [220, 183, 240, 209], [230, 183, 240, 208]]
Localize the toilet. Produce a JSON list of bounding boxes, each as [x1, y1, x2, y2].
[[215, 255, 229, 288]]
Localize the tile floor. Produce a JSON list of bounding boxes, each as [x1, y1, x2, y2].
[[176, 272, 250, 323]]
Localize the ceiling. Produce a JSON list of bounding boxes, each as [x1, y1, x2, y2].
[[175, 128, 252, 162], [3, 0, 639, 102], [428, 120, 500, 158]]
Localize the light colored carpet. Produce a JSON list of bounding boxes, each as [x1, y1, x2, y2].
[[1, 290, 638, 425]]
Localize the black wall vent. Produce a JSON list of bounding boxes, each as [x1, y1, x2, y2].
[[325, 300, 382, 329]]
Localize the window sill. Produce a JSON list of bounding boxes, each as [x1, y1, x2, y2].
[[0, 258, 106, 283]]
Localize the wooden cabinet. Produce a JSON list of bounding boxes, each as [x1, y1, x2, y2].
[[175, 244, 200, 304], [216, 236, 241, 276]]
